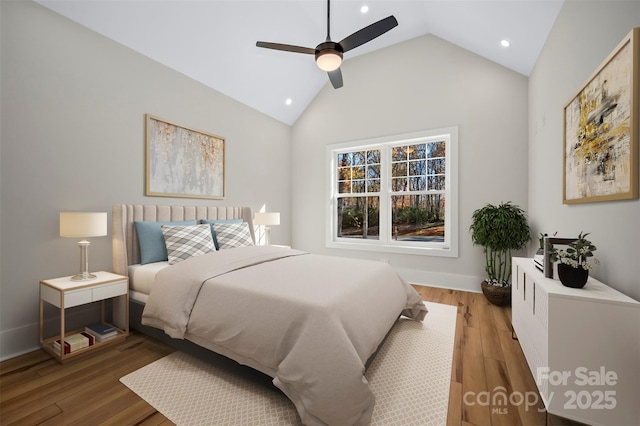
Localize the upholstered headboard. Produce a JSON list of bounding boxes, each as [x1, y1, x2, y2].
[[112, 204, 254, 276]]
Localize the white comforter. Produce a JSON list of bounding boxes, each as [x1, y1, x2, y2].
[[142, 245, 427, 425]]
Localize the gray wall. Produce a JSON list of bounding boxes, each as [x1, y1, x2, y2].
[[291, 34, 530, 291], [0, 1, 291, 359], [528, 0, 640, 300]]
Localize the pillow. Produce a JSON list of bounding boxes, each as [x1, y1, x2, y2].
[[200, 219, 243, 250], [212, 222, 254, 249], [161, 224, 216, 264], [135, 220, 197, 264]]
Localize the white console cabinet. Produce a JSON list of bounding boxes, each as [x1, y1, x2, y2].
[[511, 257, 639, 426]]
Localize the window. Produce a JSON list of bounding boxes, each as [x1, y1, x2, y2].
[[327, 127, 458, 257]]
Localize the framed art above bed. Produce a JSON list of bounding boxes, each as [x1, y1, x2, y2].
[[145, 114, 226, 200]]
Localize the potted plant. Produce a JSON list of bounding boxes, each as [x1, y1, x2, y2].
[[549, 232, 599, 288], [470, 202, 531, 306]]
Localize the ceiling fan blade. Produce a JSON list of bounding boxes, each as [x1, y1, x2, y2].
[[256, 41, 315, 55], [339, 15, 398, 53], [328, 68, 343, 89]]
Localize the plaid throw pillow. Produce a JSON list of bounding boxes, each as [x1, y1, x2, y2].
[[161, 224, 216, 264], [212, 222, 254, 249]]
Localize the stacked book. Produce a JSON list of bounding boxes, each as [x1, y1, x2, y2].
[[84, 323, 118, 342], [533, 253, 544, 272], [54, 332, 94, 354]]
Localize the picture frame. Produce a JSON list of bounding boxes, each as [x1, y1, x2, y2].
[[145, 114, 225, 200], [563, 27, 639, 204]]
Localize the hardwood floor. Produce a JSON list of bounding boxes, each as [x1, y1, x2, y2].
[[1, 286, 565, 425]]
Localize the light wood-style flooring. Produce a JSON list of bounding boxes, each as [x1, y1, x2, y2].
[[2, 286, 571, 425]]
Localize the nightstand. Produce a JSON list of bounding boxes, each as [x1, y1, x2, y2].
[[39, 271, 129, 362]]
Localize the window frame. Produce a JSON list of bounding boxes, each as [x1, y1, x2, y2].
[[326, 127, 458, 257]]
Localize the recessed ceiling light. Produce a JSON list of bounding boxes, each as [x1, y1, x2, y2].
[[285, 98, 292, 106], [501, 39, 510, 48], [360, 5, 369, 14]]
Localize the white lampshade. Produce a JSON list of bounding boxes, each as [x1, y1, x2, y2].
[[254, 212, 280, 226], [60, 212, 107, 238], [60, 212, 107, 281]]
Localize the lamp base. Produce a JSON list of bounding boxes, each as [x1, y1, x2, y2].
[[71, 272, 97, 281]]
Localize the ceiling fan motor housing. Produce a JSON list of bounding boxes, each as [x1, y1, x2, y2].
[[315, 41, 344, 71]]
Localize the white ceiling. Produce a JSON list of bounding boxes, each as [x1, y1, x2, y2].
[[35, 0, 564, 125]]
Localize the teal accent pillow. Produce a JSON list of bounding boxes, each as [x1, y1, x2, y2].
[[135, 220, 197, 264], [200, 219, 243, 250]]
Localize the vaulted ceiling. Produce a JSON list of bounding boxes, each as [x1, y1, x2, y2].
[[36, 0, 564, 125]]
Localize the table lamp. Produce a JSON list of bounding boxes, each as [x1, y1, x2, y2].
[[60, 212, 107, 281], [253, 212, 280, 245]]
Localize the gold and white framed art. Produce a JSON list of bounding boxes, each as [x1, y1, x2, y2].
[[145, 114, 225, 200]]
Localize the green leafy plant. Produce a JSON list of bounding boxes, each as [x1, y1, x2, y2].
[[470, 202, 531, 286], [549, 232, 599, 270]]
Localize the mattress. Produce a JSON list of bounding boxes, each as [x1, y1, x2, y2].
[[128, 262, 169, 302]]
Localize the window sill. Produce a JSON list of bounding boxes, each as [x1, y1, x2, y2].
[[326, 240, 458, 258]]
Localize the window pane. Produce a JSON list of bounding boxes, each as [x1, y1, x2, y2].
[[428, 175, 445, 190], [338, 181, 351, 193], [392, 177, 407, 191], [427, 141, 446, 158], [352, 180, 365, 193], [408, 144, 426, 160], [367, 150, 380, 164], [338, 168, 349, 180], [337, 153, 351, 166], [427, 158, 445, 175], [392, 162, 407, 177], [337, 197, 380, 239], [353, 151, 366, 165], [391, 194, 445, 242], [352, 166, 365, 179], [409, 160, 426, 176], [392, 146, 407, 161], [367, 179, 380, 192], [367, 164, 380, 179], [410, 176, 426, 191]]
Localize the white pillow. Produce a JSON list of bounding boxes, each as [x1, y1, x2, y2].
[[161, 224, 216, 264], [212, 222, 254, 249]]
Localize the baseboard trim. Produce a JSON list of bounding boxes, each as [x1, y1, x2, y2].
[[0, 323, 41, 361]]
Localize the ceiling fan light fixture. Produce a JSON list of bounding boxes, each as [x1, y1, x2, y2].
[[316, 51, 342, 71], [315, 42, 343, 72]]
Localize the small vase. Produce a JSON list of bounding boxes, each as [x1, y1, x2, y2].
[[557, 263, 589, 288]]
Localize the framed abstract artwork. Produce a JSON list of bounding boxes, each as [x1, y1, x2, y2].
[[563, 28, 639, 204], [145, 114, 225, 199]]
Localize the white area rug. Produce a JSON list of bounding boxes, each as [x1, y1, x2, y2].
[[120, 302, 456, 426]]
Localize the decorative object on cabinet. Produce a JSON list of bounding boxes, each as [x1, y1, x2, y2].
[[563, 27, 639, 204], [534, 232, 556, 271], [542, 236, 577, 278], [253, 211, 280, 245], [59, 212, 108, 281], [545, 233, 599, 285], [556, 263, 589, 288], [145, 114, 225, 200], [511, 257, 640, 426], [470, 202, 530, 305]]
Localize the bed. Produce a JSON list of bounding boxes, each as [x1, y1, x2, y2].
[[112, 204, 427, 426]]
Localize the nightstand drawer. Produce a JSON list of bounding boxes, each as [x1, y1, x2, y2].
[[41, 284, 92, 308], [92, 280, 127, 301]]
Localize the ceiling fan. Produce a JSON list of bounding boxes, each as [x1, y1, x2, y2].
[[256, 0, 398, 89]]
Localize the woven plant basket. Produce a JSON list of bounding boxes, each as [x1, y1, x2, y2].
[[481, 281, 512, 306]]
